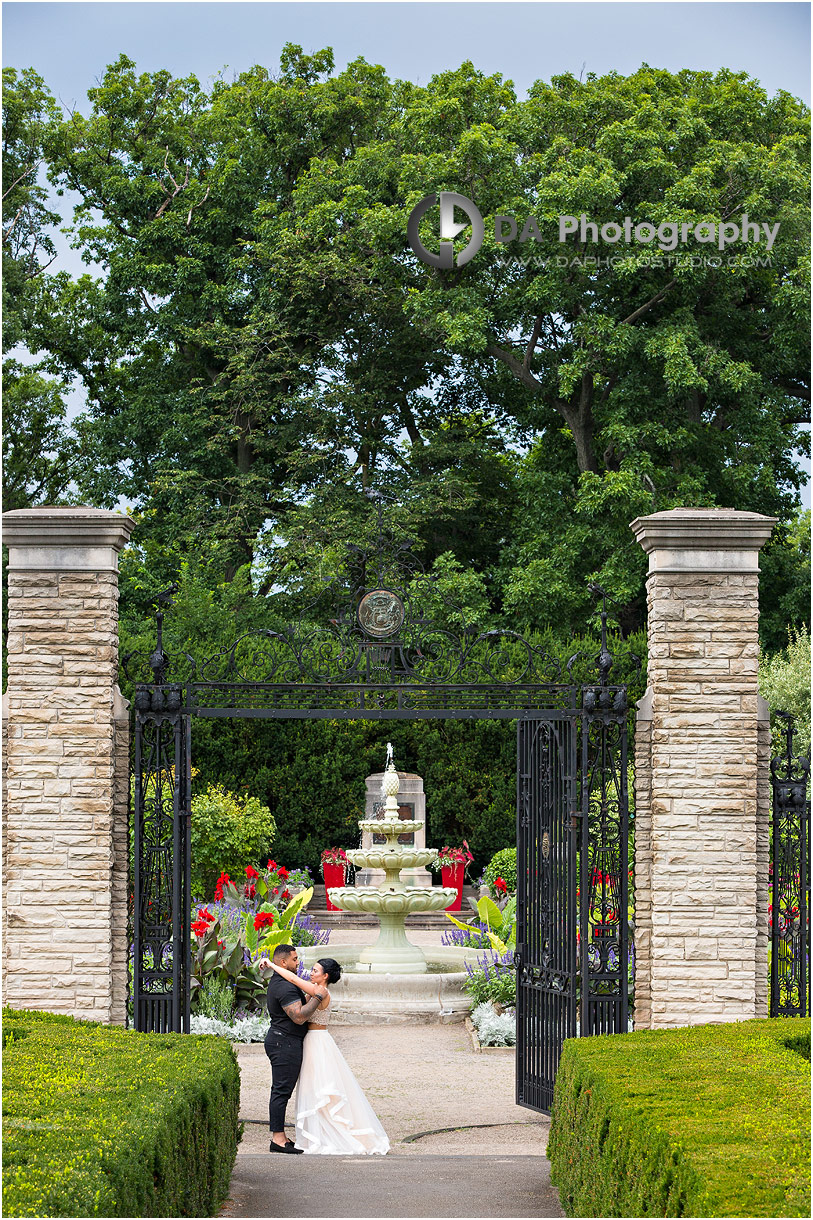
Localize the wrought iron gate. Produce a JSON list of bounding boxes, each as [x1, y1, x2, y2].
[[131, 589, 192, 1033], [770, 716, 810, 1018], [515, 711, 578, 1113], [515, 619, 630, 1113], [127, 504, 632, 1108]]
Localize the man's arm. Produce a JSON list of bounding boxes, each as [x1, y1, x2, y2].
[[282, 993, 326, 1025]]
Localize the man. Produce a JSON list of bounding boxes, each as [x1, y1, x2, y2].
[[259, 944, 327, 1154]]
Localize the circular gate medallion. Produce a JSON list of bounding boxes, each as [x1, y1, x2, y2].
[[357, 589, 405, 639]]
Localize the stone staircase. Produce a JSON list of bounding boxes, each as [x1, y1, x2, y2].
[[306, 884, 480, 929]]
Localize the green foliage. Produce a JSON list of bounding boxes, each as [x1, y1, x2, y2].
[[462, 960, 517, 1008], [8, 50, 804, 645], [548, 1017, 811, 1218], [197, 973, 236, 1024], [484, 847, 518, 897], [759, 625, 811, 756], [758, 511, 811, 652], [116, 563, 646, 880], [190, 783, 276, 901], [190, 912, 265, 1013], [2, 1008, 240, 1218], [1, 361, 78, 513], [447, 893, 517, 954]]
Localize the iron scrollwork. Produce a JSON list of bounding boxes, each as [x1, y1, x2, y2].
[[579, 586, 632, 1037]]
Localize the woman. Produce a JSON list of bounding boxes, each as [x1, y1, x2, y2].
[[267, 956, 390, 1155]]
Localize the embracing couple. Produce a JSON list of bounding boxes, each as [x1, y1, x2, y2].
[[259, 944, 390, 1155]]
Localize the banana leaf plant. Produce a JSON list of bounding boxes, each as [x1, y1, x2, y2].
[[445, 893, 517, 953], [243, 887, 315, 956], [189, 916, 266, 1011]]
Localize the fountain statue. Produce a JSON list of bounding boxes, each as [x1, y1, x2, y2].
[[325, 745, 458, 973]]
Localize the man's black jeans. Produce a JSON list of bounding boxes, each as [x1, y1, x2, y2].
[[264, 1027, 304, 1132]]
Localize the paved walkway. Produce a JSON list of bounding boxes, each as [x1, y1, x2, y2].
[[218, 932, 564, 1219], [220, 1026, 562, 1219]]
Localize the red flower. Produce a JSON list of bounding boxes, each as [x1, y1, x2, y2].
[[494, 876, 508, 895], [281, 889, 291, 903], [244, 882, 256, 899], [191, 918, 210, 937], [245, 865, 259, 879], [214, 872, 232, 902], [278, 866, 290, 880], [196, 907, 215, 924], [267, 860, 278, 872], [254, 912, 276, 931]]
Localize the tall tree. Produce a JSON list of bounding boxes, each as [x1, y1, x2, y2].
[[2, 67, 77, 511], [18, 53, 811, 639]]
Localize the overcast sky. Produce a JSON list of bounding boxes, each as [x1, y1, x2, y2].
[[4, 0, 810, 504]]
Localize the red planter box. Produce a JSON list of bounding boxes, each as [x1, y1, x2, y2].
[[441, 862, 464, 910], [322, 862, 346, 911]]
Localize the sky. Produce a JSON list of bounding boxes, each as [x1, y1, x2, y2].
[[4, 1, 811, 110], [4, 0, 811, 504]]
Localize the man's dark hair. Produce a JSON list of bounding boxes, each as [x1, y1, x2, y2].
[[272, 944, 296, 962]]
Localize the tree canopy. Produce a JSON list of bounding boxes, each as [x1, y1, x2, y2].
[[3, 51, 810, 650]]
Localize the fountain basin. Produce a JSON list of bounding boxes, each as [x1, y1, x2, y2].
[[345, 848, 438, 871], [327, 887, 458, 915], [298, 944, 480, 1024]]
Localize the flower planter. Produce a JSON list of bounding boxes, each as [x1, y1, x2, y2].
[[322, 862, 347, 911], [441, 862, 464, 910]]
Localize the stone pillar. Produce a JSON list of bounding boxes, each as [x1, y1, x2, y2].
[[356, 772, 432, 888], [3, 507, 135, 1021], [630, 508, 775, 1029]]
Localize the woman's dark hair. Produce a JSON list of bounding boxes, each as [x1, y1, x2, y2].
[[316, 958, 342, 985]]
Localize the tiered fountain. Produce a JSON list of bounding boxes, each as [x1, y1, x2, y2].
[[298, 746, 482, 1022], [326, 747, 459, 973]]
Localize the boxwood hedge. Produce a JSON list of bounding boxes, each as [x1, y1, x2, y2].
[[2, 1008, 240, 1218], [548, 1017, 811, 1218]]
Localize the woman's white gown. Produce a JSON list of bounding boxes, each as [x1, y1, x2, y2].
[[294, 1001, 390, 1154]]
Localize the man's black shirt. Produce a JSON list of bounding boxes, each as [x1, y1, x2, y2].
[[266, 972, 308, 1039]]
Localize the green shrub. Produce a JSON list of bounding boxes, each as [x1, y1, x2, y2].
[[484, 847, 517, 897], [548, 1017, 811, 1218], [759, 625, 811, 756], [2, 1007, 240, 1217], [191, 783, 277, 900]]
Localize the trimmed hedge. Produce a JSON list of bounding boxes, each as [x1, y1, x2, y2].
[[548, 1018, 811, 1218], [2, 1008, 240, 1218]]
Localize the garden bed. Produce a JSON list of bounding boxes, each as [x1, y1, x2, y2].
[[548, 1017, 811, 1218], [2, 1008, 240, 1218]]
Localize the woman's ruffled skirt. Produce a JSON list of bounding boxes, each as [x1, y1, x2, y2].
[[294, 1031, 390, 1155]]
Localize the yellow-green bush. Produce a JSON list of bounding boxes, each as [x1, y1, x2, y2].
[[190, 782, 277, 899], [2, 1008, 240, 1218], [548, 1017, 811, 1218]]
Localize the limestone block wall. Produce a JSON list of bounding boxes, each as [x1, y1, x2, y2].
[[755, 696, 771, 1019], [631, 509, 775, 1029], [111, 690, 131, 1024], [632, 689, 653, 1030], [2, 508, 134, 1021]]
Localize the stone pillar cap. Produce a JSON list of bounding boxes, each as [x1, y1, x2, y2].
[[3, 506, 136, 571], [3, 506, 136, 550], [630, 507, 776, 574], [630, 507, 776, 552]]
